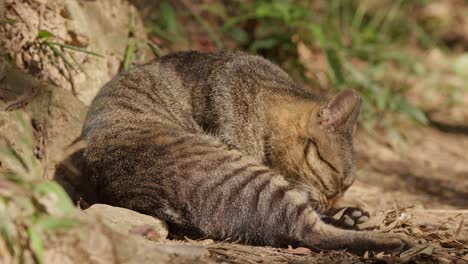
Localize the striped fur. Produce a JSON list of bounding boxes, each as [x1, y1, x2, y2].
[[72, 51, 412, 253]]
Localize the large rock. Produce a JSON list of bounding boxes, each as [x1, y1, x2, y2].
[[85, 204, 169, 240], [43, 208, 212, 264]]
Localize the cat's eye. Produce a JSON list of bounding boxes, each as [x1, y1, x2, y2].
[[307, 139, 339, 173]]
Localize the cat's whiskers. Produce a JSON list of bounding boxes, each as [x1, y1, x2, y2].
[[289, 177, 328, 210], [295, 166, 330, 209], [357, 159, 377, 173], [284, 150, 330, 195]]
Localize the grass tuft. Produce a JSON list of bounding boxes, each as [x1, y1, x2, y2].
[[36, 29, 103, 81], [0, 112, 76, 263]]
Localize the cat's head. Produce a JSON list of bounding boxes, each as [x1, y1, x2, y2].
[[270, 89, 362, 209]]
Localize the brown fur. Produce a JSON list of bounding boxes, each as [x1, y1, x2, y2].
[[56, 51, 413, 254]]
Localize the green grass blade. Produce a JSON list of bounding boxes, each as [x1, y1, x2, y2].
[[410, 22, 435, 49], [28, 227, 44, 264], [249, 37, 279, 52], [350, 4, 367, 43], [379, 0, 404, 37], [200, 2, 228, 19], [46, 42, 76, 72], [307, 24, 326, 47], [160, 0, 182, 39], [396, 99, 429, 125], [151, 26, 180, 43], [191, 11, 224, 49], [221, 13, 255, 32], [48, 42, 103, 57], [15, 112, 37, 171], [15, 112, 33, 151], [148, 42, 164, 57], [67, 51, 87, 75], [123, 39, 135, 71], [0, 147, 29, 173], [227, 27, 249, 45], [47, 53, 74, 87], [37, 30, 55, 40], [35, 215, 77, 231], [151, 25, 179, 43], [34, 181, 75, 215], [325, 47, 345, 85], [0, 203, 16, 255]]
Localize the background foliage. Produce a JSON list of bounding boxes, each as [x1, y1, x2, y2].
[[146, 0, 467, 130]]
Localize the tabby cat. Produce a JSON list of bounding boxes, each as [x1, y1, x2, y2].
[[61, 51, 413, 254]]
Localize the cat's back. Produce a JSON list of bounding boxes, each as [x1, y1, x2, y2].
[[82, 51, 301, 140], [82, 52, 223, 139]]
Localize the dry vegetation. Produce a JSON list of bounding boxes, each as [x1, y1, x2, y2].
[[1, 0, 467, 263]]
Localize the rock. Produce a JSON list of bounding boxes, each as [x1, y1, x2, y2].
[[44, 209, 213, 264], [85, 204, 169, 240], [0, 61, 88, 180]]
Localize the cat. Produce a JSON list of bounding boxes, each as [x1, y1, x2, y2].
[[57, 51, 413, 254]]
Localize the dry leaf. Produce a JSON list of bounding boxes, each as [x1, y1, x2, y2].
[[453, 217, 464, 239], [399, 243, 435, 261]]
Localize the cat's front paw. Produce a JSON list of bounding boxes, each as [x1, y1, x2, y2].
[[311, 221, 416, 255], [366, 232, 416, 253], [323, 207, 370, 230]]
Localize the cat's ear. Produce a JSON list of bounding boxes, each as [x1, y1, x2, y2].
[[318, 89, 361, 134]]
